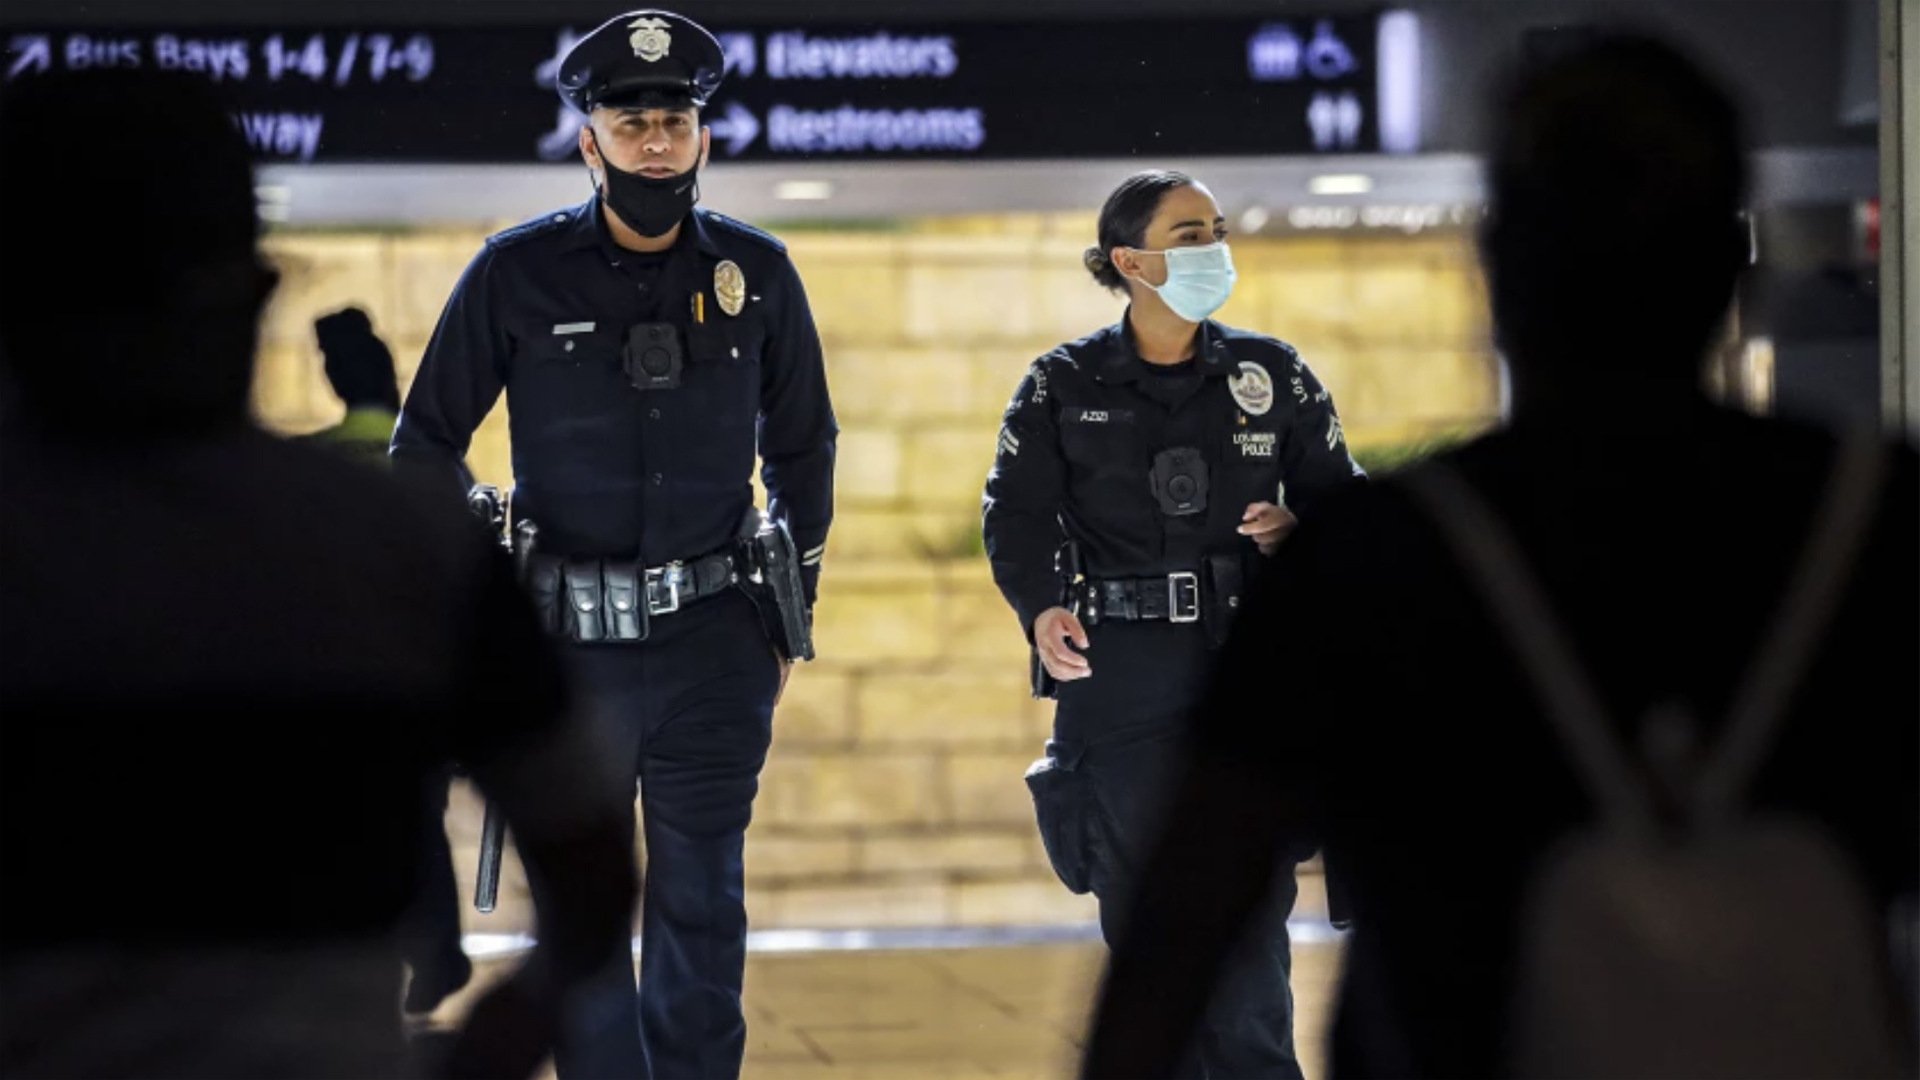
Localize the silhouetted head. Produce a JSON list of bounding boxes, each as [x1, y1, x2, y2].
[[1482, 34, 1748, 405], [0, 67, 274, 436], [314, 307, 400, 413]]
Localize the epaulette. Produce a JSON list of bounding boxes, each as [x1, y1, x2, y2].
[[485, 210, 576, 252], [700, 209, 788, 255], [1211, 324, 1301, 364]]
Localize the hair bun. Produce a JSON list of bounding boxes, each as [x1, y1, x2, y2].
[[1083, 246, 1108, 273]]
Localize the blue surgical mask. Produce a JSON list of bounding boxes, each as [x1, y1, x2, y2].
[[1127, 242, 1238, 323]]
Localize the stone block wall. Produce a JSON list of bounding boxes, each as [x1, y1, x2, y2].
[[255, 213, 1496, 930]]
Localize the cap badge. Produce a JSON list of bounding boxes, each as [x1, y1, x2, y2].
[[715, 260, 747, 316], [629, 17, 672, 63]]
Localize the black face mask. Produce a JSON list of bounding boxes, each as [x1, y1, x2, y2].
[[592, 131, 699, 238]]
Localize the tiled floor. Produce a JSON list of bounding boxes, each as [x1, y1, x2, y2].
[[432, 936, 1343, 1079]]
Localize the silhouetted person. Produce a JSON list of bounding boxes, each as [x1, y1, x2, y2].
[[0, 68, 639, 1079], [298, 306, 471, 1018], [1084, 34, 1917, 1079], [308, 307, 404, 468]]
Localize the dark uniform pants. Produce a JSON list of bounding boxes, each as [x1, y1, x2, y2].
[[531, 589, 781, 1080], [1046, 620, 1304, 1080]]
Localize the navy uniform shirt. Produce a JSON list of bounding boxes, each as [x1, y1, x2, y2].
[[393, 200, 837, 601], [982, 319, 1363, 635]]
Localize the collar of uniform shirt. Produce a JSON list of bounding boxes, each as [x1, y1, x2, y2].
[[561, 198, 723, 262], [1096, 316, 1235, 385]]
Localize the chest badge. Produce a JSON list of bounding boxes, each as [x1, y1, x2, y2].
[[1228, 361, 1274, 417], [715, 260, 747, 316]]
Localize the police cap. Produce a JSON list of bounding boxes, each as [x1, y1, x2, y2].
[[556, 10, 727, 114]]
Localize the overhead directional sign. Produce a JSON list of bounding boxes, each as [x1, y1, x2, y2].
[[707, 100, 762, 157], [1, 14, 1410, 163], [6, 32, 49, 79]]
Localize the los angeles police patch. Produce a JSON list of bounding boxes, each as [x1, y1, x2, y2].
[[1229, 362, 1274, 417]]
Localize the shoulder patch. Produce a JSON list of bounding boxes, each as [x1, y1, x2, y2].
[[1034, 346, 1087, 385], [1026, 358, 1054, 406], [485, 210, 575, 252], [700, 210, 788, 255]]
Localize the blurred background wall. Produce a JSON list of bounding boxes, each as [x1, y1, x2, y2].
[[250, 216, 1494, 930]]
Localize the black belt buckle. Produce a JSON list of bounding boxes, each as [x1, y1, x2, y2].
[[1168, 572, 1201, 624], [646, 563, 684, 615]]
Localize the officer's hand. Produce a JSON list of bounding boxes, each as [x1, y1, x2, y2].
[[1034, 607, 1093, 682], [1238, 502, 1299, 555]]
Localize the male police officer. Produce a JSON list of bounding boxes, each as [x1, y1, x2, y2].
[[392, 11, 836, 1079]]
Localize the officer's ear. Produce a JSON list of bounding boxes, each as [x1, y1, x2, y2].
[[698, 124, 712, 171], [1109, 246, 1147, 284], [578, 115, 604, 172]]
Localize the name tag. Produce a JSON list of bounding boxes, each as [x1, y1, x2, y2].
[[552, 322, 596, 335], [1066, 408, 1133, 424]]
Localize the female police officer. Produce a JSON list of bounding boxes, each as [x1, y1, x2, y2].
[[983, 171, 1361, 1079]]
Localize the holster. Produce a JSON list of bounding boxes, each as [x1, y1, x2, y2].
[[523, 552, 563, 638], [466, 485, 508, 546], [1024, 739, 1093, 895], [1030, 539, 1088, 700], [1031, 648, 1058, 701], [1202, 551, 1248, 650], [737, 508, 814, 662]]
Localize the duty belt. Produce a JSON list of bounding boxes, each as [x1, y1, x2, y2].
[[1087, 572, 1203, 624], [630, 551, 739, 616], [570, 550, 740, 626]]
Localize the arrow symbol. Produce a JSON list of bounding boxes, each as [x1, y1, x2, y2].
[[717, 32, 756, 78], [7, 36, 52, 81], [707, 100, 759, 157], [535, 28, 582, 89]]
